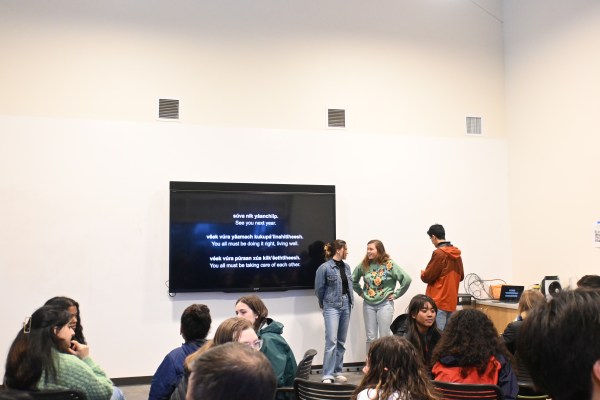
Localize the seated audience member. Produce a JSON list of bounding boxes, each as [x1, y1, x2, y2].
[[577, 274, 600, 290], [518, 290, 600, 400], [352, 336, 439, 400], [169, 317, 258, 400], [501, 289, 545, 354], [235, 295, 298, 387], [44, 296, 86, 344], [4, 306, 123, 400], [186, 342, 276, 400], [149, 304, 211, 400], [391, 294, 441, 366], [431, 309, 518, 400]]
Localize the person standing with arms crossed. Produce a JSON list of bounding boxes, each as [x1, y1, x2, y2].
[[315, 239, 354, 383], [352, 239, 412, 351], [421, 224, 464, 331]]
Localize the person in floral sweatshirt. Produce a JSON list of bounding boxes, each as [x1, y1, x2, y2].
[[352, 239, 412, 351]]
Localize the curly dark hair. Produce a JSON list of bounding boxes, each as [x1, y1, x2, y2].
[[180, 304, 211, 341], [431, 309, 509, 378]]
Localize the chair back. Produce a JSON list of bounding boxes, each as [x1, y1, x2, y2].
[[432, 380, 503, 400], [296, 349, 318, 380], [29, 390, 87, 400], [275, 349, 318, 399], [294, 377, 356, 400], [513, 354, 549, 398]]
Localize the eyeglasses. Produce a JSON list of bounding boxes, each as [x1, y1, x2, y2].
[[243, 339, 263, 350]]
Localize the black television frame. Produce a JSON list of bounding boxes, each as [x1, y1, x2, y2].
[[168, 181, 336, 293]]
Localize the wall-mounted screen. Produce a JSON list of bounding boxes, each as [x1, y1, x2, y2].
[[169, 182, 336, 293]]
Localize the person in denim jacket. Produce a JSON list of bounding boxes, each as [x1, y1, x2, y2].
[[314, 239, 354, 383]]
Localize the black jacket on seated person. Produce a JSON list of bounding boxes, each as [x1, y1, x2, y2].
[[501, 318, 523, 354], [391, 313, 441, 366]]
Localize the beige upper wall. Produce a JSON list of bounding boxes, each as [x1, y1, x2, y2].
[[504, 0, 600, 287], [0, 0, 505, 137]]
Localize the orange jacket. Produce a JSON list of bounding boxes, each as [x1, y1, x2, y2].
[[421, 243, 464, 311]]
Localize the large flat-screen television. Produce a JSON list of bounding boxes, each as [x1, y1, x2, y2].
[[169, 182, 336, 293]]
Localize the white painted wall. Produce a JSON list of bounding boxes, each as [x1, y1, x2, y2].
[[0, 0, 512, 379], [0, 117, 511, 378], [504, 0, 600, 287]]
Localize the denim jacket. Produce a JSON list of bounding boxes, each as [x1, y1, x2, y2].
[[315, 259, 354, 309]]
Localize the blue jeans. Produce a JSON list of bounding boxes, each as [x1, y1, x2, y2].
[[111, 387, 125, 400], [363, 299, 394, 351], [322, 295, 351, 380], [436, 309, 452, 331]]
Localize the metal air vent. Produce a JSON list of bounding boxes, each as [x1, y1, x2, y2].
[[159, 99, 180, 120], [466, 116, 482, 135], [328, 109, 346, 128]]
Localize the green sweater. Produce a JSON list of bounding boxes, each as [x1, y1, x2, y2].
[[38, 349, 114, 400], [352, 259, 412, 305]]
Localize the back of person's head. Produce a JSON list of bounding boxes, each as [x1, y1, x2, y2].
[[187, 342, 276, 400], [577, 274, 600, 290], [235, 295, 268, 331], [44, 296, 85, 344], [4, 306, 72, 390], [352, 336, 439, 400], [213, 317, 254, 345], [518, 289, 600, 400], [517, 289, 545, 317], [180, 304, 211, 342], [323, 239, 347, 259], [184, 317, 254, 371], [427, 224, 445, 240], [432, 309, 507, 377]]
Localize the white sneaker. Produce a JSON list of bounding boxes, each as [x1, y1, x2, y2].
[[334, 375, 348, 383], [322, 378, 334, 384]]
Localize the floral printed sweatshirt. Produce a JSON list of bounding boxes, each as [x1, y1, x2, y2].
[[351, 259, 412, 305]]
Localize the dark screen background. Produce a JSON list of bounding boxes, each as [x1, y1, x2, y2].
[[169, 183, 335, 292]]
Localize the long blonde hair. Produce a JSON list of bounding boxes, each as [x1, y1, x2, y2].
[[184, 317, 253, 371], [518, 289, 545, 318]]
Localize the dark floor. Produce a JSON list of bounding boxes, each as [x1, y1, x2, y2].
[[120, 369, 364, 400]]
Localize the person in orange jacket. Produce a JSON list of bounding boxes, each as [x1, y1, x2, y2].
[[421, 224, 464, 330]]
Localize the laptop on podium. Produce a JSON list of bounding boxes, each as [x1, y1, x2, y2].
[[498, 285, 525, 303]]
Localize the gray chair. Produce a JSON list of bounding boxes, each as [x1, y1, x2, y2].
[[513, 355, 549, 398], [276, 349, 318, 399], [293, 377, 356, 400]]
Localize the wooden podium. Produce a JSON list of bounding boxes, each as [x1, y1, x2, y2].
[[468, 300, 518, 333]]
